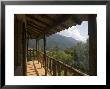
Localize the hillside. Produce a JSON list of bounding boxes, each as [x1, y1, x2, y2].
[[28, 34, 79, 50]]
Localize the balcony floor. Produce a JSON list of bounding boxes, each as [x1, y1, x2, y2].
[[26, 60, 50, 76]]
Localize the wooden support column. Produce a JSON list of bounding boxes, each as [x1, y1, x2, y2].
[[30, 49, 31, 61], [33, 48, 35, 60], [36, 39, 37, 58], [26, 34, 29, 62], [43, 33, 47, 76], [14, 15, 18, 74], [33, 39, 36, 60], [88, 14, 97, 76], [38, 40, 40, 63], [22, 22, 26, 76]]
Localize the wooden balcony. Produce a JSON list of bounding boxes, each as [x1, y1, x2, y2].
[[14, 14, 97, 76], [26, 49, 88, 76]]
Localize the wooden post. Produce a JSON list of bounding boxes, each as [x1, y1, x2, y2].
[[22, 22, 26, 76], [88, 14, 97, 76], [49, 58, 52, 73], [64, 67, 67, 76], [33, 49, 35, 60], [46, 56, 48, 71], [26, 37, 29, 62], [53, 60, 56, 76], [58, 64, 61, 76], [43, 33, 47, 76], [14, 15, 18, 74], [30, 49, 31, 61], [38, 40, 40, 64]]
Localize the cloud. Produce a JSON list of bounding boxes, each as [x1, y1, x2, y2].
[[57, 21, 88, 42]]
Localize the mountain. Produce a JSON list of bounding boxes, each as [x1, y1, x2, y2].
[[28, 34, 79, 50]]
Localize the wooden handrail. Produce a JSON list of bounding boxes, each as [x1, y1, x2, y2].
[[27, 49, 89, 76], [46, 55, 88, 76]]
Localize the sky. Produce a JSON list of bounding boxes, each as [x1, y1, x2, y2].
[[57, 21, 88, 42]]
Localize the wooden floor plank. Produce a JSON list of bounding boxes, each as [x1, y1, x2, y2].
[[26, 60, 50, 76]]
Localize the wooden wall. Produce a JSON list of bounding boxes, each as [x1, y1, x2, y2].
[[14, 15, 26, 76], [88, 14, 97, 75]]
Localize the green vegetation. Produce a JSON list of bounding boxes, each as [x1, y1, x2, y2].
[[47, 39, 89, 74], [28, 34, 89, 74]]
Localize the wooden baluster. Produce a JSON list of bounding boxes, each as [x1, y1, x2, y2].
[[64, 67, 67, 76], [34, 49, 36, 60], [68, 70, 72, 76], [50, 59, 53, 75], [35, 49, 37, 61], [30, 49, 32, 61], [40, 53, 43, 68], [58, 64, 61, 76], [33, 49, 35, 60], [53, 60, 56, 76], [49, 58, 52, 73], [51, 60, 53, 75], [73, 73, 77, 76], [71, 70, 78, 76], [37, 51, 41, 64], [56, 62, 58, 76], [31, 49, 32, 61], [44, 54, 45, 67], [32, 49, 33, 61], [46, 56, 48, 72], [27, 50, 28, 61], [29, 49, 31, 61], [42, 54, 44, 67], [42, 53, 44, 67]]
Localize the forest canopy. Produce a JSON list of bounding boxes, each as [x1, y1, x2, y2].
[[47, 39, 89, 74]]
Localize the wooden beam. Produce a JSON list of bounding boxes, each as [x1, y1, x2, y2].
[[26, 17, 46, 28], [26, 24, 54, 37], [26, 14, 51, 27], [71, 15, 82, 25], [27, 22, 45, 32], [27, 20, 47, 30], [40, 14, 56, 22], [26, 30, 39, 38], [26, 27, 41, 35], [45, 15, 72, 32], [26, 32, 41, 39], [26, 26, 43, 34], [27, 14, 73, 32], [27, 19, 61, 33]]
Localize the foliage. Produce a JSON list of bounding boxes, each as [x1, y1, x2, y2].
[[47, 39, 89, 74], [65, 39, 89, 73], [47, 46, 72, 65], [28, 38, 89, 74]]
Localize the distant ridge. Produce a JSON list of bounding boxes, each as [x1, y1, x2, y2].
[[28, 34, 79, 50]]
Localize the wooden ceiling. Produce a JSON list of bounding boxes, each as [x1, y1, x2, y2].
[[24, 14, 88, 39]]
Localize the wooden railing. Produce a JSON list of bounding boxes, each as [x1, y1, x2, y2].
[[27, 49, 88, 76]]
